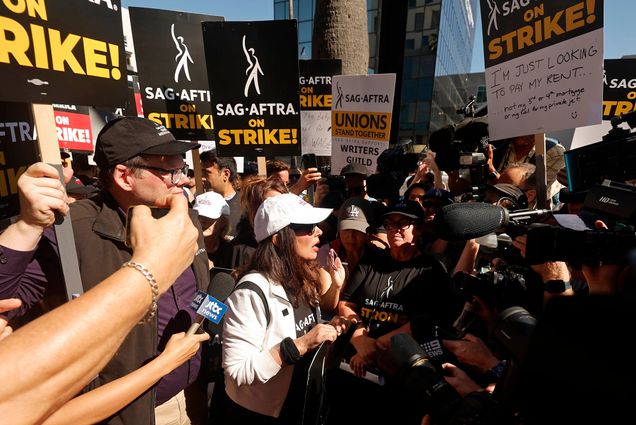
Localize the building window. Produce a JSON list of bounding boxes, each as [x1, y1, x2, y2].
[[402, 79, 418, 103], [415, 102, 431, 123], [414, 13, 424, 31], [404, 56, 419, 79], [368, 10, 378, 32], [274, 2, 287, 19], [299, 0, 313, 21], [418, 79, 434, 100], [299, 21, 312, 43], [405, 38, 415, 50]]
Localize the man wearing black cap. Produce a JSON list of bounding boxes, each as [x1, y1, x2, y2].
[[4, 117, 210, 425], [340, 163, 369, 199]]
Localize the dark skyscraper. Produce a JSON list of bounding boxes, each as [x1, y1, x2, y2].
[[274, 0, 482, 145]]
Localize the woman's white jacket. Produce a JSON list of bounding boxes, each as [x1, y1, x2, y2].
[[222, 272, 298, 418]]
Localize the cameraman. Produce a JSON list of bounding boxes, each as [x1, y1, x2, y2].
[[490, 135, 565, 207]]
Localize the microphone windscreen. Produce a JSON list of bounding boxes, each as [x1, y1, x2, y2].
[[433, 203, 507, 240], [207, 270, 236, 302], [203, 270, 236, 335]]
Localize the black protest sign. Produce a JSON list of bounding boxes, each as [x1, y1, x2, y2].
[[602, 59, 636, 120], [129, 8, 222, 140], [0, 0, 127, 106], [481, 0, 604, 68], [0, 102, 38, 221], [299, 59, 341, 111], [299, 59, 341, 156], [202, 20, 301, 157]]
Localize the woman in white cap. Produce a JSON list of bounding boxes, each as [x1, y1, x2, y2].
[[192, 191, 230, 268], [221, 193, 347, 424]]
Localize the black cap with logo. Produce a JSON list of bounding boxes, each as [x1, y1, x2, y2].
[[93, 117, 200, 169]]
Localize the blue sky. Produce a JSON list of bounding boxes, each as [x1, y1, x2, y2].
[[122, 0, 636, 72]]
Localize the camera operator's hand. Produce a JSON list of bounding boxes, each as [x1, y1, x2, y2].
[[349, 353, 369, 377], [513, 235, 570, 280], [313, 178, 330, 207], [289, 167, 321, 195], [350, 333, 378, 366], [513, 235, 573, 299], [581, 220, 626, 294], [512, 234, 528, 258], [443, 334, 500, 374], [486, 144, 498, 180], [442, 363, 484, 397]]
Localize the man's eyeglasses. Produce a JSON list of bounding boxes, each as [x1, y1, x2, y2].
[[289, 223, 318, 236], [383, 219, 415, 231], [136, 164, 188, 185]]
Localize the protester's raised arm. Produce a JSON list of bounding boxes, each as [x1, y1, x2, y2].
[[0, 194, 198, 425]]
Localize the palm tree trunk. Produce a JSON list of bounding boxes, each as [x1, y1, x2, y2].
[[312, 0, 369, 75]]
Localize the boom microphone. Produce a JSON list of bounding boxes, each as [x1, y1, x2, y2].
[[432, 203, 550, 241], [187, 270, 236, 335]]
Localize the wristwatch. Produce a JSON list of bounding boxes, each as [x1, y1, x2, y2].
[[544, 279, 572, 294], [485, 360, 507, 382]]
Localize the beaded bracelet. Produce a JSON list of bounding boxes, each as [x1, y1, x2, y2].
[[122, 261, 159, 323]]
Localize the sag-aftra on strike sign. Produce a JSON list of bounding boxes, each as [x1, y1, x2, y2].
[[0, 0, 127, 106]]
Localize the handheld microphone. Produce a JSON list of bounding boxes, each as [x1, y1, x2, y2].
[[432, 203, 550, 240], [187, 270, 235, 336]]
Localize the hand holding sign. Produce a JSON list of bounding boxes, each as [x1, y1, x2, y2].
[[16, 162, 68, 237]]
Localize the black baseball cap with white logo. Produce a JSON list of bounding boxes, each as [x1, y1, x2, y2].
[[93, 117, 200, 169], [383, 200, 425, 220]]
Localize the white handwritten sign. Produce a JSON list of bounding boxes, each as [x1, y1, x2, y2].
[[486, 29, 603, 141], [301, 110, 331, 156], [480, 0, 604, 141]]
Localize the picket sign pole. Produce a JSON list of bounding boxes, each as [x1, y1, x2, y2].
[[257, 156, 266, 178], [31, 103, 84, 300], [534, 133, 548, 210], [191, 146, 204, 195]]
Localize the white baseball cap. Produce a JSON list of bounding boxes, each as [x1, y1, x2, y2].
[[254, 193, 332, 242], [193, 191, 230, 219]]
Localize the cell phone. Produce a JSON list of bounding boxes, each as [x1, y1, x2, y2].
[[302, 153, 317, 169], [125, 206, 170, 248], [434, 325, 461, 340]]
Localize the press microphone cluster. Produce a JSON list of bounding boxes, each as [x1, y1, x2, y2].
[[432, 203, 550, 241]]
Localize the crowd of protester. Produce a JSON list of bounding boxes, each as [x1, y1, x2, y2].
[[1, 116, 634, 425]]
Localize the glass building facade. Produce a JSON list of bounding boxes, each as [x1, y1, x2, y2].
[[273, 0, 482, 145]]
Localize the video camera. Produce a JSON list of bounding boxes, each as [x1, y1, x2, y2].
[[453, 264, 530, 315], [376, 325, 527, 424], [366, 146, 419, 203], [429, 116, 489, 172], [565, 110, 636, 193], [523, 179, 636, 265]]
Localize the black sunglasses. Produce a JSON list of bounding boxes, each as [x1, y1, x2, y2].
[[289, 223, 318, 235]]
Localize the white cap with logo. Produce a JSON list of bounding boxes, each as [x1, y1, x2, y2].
[[193, 191, 230, 219], [254, 193, 332, 242]]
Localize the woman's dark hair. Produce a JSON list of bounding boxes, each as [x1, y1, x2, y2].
[[237, 226, 320, 308], [404, 182, 429, 201]]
